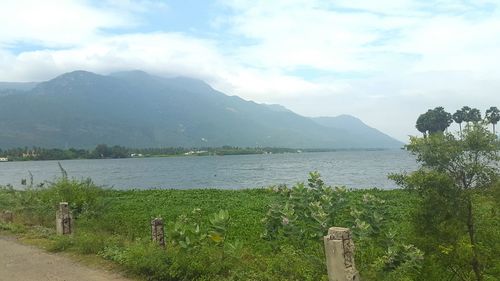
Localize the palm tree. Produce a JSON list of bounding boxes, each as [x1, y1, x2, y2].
[[453, 109, 465, 134], [485, 106, 500, 135], [467, 108, 482, 123], [461, 106, 472, 123]]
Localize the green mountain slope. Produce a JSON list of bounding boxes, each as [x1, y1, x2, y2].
[[0, 71, 403, 149]]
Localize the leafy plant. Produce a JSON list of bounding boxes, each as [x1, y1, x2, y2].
[[169, 209, 207, 252], [262, 172, 349, 247], [208, 209, 230, 245]]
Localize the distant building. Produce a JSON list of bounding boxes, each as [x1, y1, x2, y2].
[[184, 150, 207, 155], [22, 150, 38, 158], [0, 157, 8, 162]]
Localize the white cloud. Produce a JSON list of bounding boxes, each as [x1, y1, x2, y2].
[[215, 0, 500, 140], [0, 0, 137, 48], [99, 0, 168, 14], [219, 0, 500, 75], [0, 0, 499, 141], [219, 2, 381, 72], [391, 16, 500, 74], [0, 32, 326, 102]]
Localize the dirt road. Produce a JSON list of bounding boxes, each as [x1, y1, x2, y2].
[[0, 236, 133, 281]]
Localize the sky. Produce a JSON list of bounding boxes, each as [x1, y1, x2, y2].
[[0, 0, 499, 141]]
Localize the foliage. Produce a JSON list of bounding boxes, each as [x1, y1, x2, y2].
[[350, 193, 388, 239], [0, 174, 411, 280], [0, 174, 105, 227], [485, 106, 500, 134], [208, 209, 230, 246], [415, 106, 453, 136], [0, 145, 301, 161], [453, 109, 465, 130], [261, 172, 349, 247], [466, 108, 483, 123], [169, 209, 207, 251], [391, 119, 499, 281], [2, 168, 498, 280], [261, 172, 425, 280], [371, 243, 424, 281]]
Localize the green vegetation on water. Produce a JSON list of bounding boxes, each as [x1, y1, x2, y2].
[[0, 177, 417, 280], [1, 172, 498, 280]]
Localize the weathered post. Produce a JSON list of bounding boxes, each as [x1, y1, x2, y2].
[[56, 202, 73, 235], [2, 210, 13, 223], [151, 218, 165, 247], [324, 227, 360, 281]]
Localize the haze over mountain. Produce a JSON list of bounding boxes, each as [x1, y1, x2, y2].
[[0, 71, 402, 149]]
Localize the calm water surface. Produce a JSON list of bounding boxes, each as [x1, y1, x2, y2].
[[0, 150, 417, 189]]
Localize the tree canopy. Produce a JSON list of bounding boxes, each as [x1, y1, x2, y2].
[[485, 106, 500, 134], [415, 107, 452, 136], [396, 112, 499, 281]]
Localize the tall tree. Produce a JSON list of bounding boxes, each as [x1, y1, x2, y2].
[[485, 106, 500, 135], [463, 107, 482, 124], [452, 109, 465, 134]]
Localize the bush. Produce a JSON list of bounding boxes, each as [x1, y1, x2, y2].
[[262, 172, 424, 280], [6, 176, 106, 227], [119, 241, 173, 281]]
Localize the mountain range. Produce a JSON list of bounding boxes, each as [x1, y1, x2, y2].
[[0, 70, 403, 149]]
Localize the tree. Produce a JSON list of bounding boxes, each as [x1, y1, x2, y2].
[[463, 107, 482, 124], [485, 106, 500, 135], [93, 144, 110, 158], [415, 107, 452, 136], [110, 145, 129, 158], [416, 114, 429, 137], [391, 122, 499, 281], [452, 109, 465, 134], [428, 106, 453, 133], [461, 106, 471, 122]]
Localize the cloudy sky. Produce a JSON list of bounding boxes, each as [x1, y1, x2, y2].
[[1, 0, 499, 141]]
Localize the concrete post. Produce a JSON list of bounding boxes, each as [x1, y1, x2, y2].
[[324, 227, 360, 281], [151, 218, 165, 247], [56, 202, 73, 235], [2, 210, 13, 223]]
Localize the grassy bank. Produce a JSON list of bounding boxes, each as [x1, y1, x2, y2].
[[1, 175, 498, 280]]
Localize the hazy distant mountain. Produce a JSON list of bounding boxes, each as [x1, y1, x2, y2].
[[312, 116, 402, 147], [0, 82, 38, 97], [263, 104, 293, 113], [0, 70, 403, 149], [0, 82, 38, 91]]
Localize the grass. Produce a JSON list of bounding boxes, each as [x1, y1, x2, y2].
[[97, 188, 279, 244], [1, 177, 498, 281]]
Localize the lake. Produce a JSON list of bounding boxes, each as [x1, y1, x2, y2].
[[0, 150, 418, 190]]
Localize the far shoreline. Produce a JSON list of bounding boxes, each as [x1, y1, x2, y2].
[[0, 147, 398, 162]]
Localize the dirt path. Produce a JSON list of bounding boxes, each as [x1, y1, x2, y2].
[[0, 236, 134, 281]]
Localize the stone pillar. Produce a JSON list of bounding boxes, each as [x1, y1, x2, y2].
[[324, 227, 360, 281], [151, 218, 165, 247], [56, 202, 73, 235], [2, 210, 13, 223]]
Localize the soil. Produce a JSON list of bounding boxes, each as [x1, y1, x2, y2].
[[0, 236, 133, 281]]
